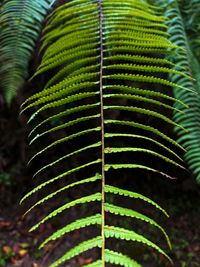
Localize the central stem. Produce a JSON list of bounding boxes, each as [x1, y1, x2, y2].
[[99, 0, 105, 266]]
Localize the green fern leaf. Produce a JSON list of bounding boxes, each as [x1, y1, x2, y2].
[[21, 0, 186, 265], [104, 147, 184, 168], [104, 226, 172, 264], [21, 175, 101, 212], [104, 133, 183, 161], [28, 103, 100, 136], [159, 0, 200, 183], [0, 0, 54, 103], [25, 159, 102, 199], [49, 236, 102, 267], [105, 120, 184, 150], [84, 249, 142, 267], [29, 114, 101, 144], [104, 249, 142, 267], [32, 143, 101, 178], [104, 185, 169, 217], [104, 203, 171, 249], [30, 193, 102, 232], [40, 214, 102, 248]]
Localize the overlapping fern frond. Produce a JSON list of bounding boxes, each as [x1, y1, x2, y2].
[[179, 0, 200, 33], [159, 0, 200, 182], [21, 0, 186, 266], [0, 0, 55, 103], [179, 0, 200, 63]]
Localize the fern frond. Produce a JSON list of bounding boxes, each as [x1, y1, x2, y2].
[[105, 133, 183, 161], [25, 159, 102, 198], [104, 147, 183, 168], [30, 193, 102, 232], [159, 0, 200, 182], [178, 0, 200, 58], [103, 93, 184, 113], [29, 128, 101, 162], [49, 236, 102, 267], [84, 251, 142, 267], [104, 163, 174, 179], [104, 249, 142, 267], [103, 85, 187, 108], [32, 143, 101, 177], [21, 175, 101, 212], [104, 185, 169, 217], [29, 114, 101, 144], [104, 105, 182, 127], [104, 119, 184, 150], [40, 214, 102, 248], [22, 0, 186, 266], [28, 103, 100, 136], [104, 203, 171, 248], [104, 226, 172, 263], [0, 0, 54, 103]]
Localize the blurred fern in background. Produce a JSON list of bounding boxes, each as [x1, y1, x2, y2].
[[0, 0, 55, 104], [156, 0, 200, 183]]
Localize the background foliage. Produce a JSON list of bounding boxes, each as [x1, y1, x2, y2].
[[0, 0, 54, 103]]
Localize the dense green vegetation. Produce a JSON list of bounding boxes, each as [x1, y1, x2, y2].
[[0, 0, 200, 266]]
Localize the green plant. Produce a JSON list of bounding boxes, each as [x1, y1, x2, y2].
[[0, 0, 55, 103], [158, 0, 200, 183], [180, 0, 200, 58], [0, 247, 15, 266], [20, 0, 189, 266]]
